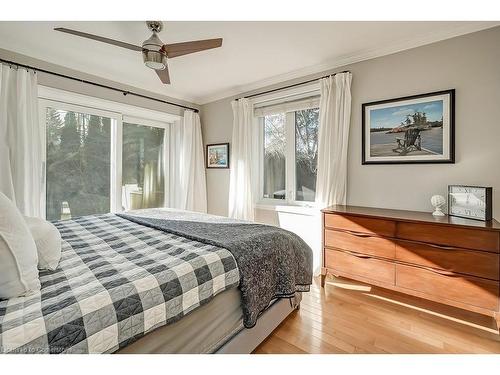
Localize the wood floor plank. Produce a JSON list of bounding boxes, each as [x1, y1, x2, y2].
[[252, 276, 500, 354], [254, 335, 307, 354]]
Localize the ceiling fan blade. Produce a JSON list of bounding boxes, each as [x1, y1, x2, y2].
[[54, 27, 143, 52], [163, 38, 223, 58], [155, 67, 170, 84]]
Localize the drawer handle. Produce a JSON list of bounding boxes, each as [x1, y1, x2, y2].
[[426, 243, 459, 251], [343, 250, 372, 259], [342, 230, 374, 238], [400, 239, 459, 251], [421, 266, 458, 277]]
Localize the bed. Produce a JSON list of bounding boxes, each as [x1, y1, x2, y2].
[[0, 209, 312, 354]]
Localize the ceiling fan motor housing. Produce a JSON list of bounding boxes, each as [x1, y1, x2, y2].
[[142, 31, 167, 70]]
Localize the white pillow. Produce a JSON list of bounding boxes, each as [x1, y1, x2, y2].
[[0, 192, 40, 299], [24, 216, 62, 271]]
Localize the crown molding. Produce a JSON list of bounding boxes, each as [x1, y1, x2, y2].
[[196, 22, 500, 105]]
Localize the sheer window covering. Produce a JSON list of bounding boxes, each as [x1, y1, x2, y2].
[[0, 65, 42, 217], [315, 72, 352, 208]]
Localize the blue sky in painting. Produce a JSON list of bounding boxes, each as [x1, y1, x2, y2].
[[370, 99, 443, 129]]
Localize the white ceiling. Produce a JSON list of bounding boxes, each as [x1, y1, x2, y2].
[[0, 21, 498, 104]]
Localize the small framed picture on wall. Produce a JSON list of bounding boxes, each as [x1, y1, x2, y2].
[[206, 143, 230, 169]]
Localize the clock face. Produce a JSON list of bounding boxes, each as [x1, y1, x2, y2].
[[449, 186, 487, 220]]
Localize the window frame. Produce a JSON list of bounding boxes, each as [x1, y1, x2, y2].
[[38, 86, 178, 219], [258, 108, 319, 208]]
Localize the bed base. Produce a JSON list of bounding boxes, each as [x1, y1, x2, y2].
[[215, 293, 301, 354]]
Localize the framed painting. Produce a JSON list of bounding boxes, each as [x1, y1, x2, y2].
[[362, 89, 455, 164], [206, 142, 230, 169]]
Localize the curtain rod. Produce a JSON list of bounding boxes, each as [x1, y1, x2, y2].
[[239, 70, 351, 100], [0, 58, 199, 113]]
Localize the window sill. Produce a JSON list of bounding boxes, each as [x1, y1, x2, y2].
[[255, 203, 320, 216]]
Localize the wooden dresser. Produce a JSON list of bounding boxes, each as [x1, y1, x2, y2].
[[321, 205, 500, 327]]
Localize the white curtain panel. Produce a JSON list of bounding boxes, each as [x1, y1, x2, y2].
[[228, 98, 258, 221], [0, 65, 42, 217], [168, 119, 182, 209], [315, 72, 352, 208], [175, 110, 207, 213]]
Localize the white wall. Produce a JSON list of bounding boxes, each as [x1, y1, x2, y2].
[[200, 26, 500, 221]]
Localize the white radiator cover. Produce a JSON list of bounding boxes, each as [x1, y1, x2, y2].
[[255, 206, 322, 276]]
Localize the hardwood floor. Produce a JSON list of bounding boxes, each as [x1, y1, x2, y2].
[[253, 276, 500, 354]]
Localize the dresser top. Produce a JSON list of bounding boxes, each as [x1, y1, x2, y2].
[[322, 205, 500, 231]]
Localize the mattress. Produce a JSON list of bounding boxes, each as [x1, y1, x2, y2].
[[116, 287, 244, 354]]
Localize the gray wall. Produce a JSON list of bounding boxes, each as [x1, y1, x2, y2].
[[200, 26, 500, 220], [0, 48, 199, 116], [200, 98, 234, 216]]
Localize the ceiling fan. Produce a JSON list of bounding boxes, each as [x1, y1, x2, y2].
[[54, 21, 223, 84]]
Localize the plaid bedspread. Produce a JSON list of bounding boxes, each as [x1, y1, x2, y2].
[[0, 214, 239, 354]]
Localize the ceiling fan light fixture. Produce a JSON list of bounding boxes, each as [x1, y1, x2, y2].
[[142, 50, 167, 70], [54, 22, 223, 85]]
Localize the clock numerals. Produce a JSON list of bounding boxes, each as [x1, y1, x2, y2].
[[449, 185, 490, 221]]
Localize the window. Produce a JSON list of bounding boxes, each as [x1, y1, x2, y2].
[[122, 122, 165, 210], [263, 113, 286, 200], [45, 107, 113, 220], [295, 108, 319, 201], [260, 107, 319, 205], [40, 88, 176, 220]]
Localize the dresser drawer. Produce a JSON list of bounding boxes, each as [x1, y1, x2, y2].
[[324, 213, 396, 237], [325, 229, 395, 259], [396, 222, 499, 253], [396, 240, 499, 280], [325, 249, 395, 285], [396, 264, 499, 311]]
